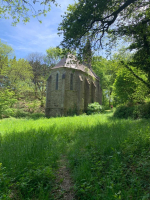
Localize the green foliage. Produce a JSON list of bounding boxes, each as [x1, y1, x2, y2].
[[12, 100, 45, 118], [0, 163, 55, 199], [133, 103, 150, 119], [26, 100, 41, 113], [0, 0, 57, 25], [45, 47, 75, 67], [0, 39, 14, 58], [112, 57, 149, 105], [92, 56, 116, 107], [14, 166, 55, 199], [113, 105, 134, 119], [59, 0, 150, 91], [0, 40, 14, 88], [87, 102, 104, 115], [13, 109, 45, 119], [114, 103, 150, 119], [92, 56, 115, 89], [0, 89, 17, 118], [45, 47, 64, 67], [113, 68, 136, 104], [81, 39, 92, 66], [6, 57, 34, 97], [0, 40, 46, 117], [59, 0, 149, 52], [124, 17, 150, 86], [0, 40, 34, 100]]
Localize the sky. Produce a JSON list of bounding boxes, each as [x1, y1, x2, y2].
[[0, 0, 76, 60], [0, 0, 124, 61]]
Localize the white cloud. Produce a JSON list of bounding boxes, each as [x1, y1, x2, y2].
[[0, 0, 75, 59]]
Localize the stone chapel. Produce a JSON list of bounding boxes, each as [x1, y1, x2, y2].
[[45, 54, 102, 117]]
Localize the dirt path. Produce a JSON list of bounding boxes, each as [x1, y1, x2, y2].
[[54, 155, 75, 200]]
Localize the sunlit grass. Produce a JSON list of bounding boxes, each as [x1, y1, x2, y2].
[[0, 113, 150, 199]]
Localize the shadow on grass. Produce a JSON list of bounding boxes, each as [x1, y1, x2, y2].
[[1, 114, 150, 199], [65, 117, 150, 200]]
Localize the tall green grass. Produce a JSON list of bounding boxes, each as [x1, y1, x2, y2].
[[0, 115, 105, 199], [0, 114, 150, 199], [67, 116, 150, 200]]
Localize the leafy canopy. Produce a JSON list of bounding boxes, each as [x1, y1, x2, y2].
[[0, 0, 58, 25], [7, 58, 34, 95], [59, 0, 150, 90], [59, 0, 149, 50], [0, 39, 14, 57], [112, 52, 149, 104], [45, 47, 64, 67]]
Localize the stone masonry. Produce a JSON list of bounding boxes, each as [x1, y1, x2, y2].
[[45, 54, 102, 117]]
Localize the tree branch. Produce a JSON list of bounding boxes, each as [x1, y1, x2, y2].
[[121, 61, 150, 89]]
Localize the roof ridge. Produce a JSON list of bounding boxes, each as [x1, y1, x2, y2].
[[51, 54, 99, 80]]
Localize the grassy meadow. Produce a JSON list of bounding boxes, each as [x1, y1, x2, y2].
[[0, 113, 150, 199]]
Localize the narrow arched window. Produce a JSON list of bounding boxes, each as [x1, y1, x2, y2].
[[56, 73, 58, 90], [70, 73, 73, 90]]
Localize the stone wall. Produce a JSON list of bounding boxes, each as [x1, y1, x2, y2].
[[45, 67, 102, 117]]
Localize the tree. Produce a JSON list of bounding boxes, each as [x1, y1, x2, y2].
[[45, 47, 76, 66], [113, 66, 149, 104], [45, 47, 63, 67], [82, 39, 92, 68], [112, 51, 149, 104], [0, 39, 14, 87], [0, 0, 57, 25], [0, 41, 33, 116], [92, 56, 116, 108], [0, 89, 16, 118], [0, 41, 33, 96], [27, 52, 50, 106], [58, 0, 150, 89], [0, 39, 13, 57], [6, 57, 33, 98], [59, 0, 149, 49]]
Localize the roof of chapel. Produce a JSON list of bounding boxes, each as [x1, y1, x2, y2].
[[51, 54, 99, 80]]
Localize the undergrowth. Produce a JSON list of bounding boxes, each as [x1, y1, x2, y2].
[[114, 102, 150, 119], [0, 113, 150, 199]]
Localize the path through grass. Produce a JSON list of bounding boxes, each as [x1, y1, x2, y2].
[[0, 114, 150, 199]]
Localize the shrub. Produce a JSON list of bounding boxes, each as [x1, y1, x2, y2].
[[87, 102, 104, 115], [114, 103, 150, 119], [113, 105, 134, 119], [133, 103, 150, 119], [13, 109, 28, 118]]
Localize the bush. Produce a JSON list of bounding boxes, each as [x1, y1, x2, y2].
[[13, 109, 28, 118], [13, 110, 45, 119], [114, 103, 150, 119], [87, 102, 104, 115], [133, 103, 150, 119], [113, 105, 134, 119]]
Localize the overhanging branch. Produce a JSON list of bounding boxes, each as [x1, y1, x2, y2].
[[121, 61, 150, 89]]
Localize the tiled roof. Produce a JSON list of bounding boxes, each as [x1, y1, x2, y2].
[[51, 54, 99, 80]]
